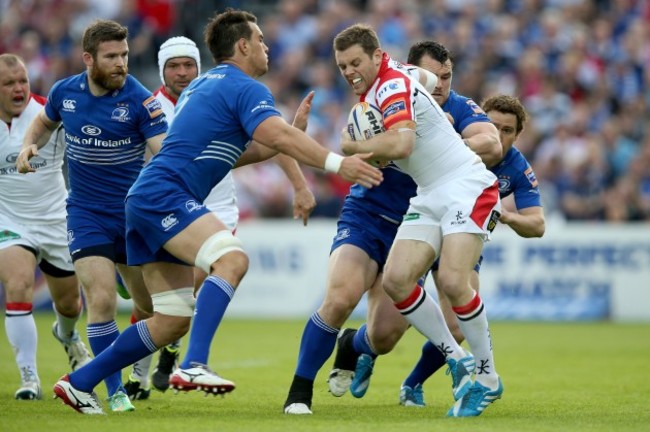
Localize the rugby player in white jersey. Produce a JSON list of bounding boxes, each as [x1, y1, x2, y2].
[[333, 24, 503, 417], [0, 53, 91, 401]]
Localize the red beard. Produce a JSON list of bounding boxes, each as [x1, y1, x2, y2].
[[90, 65, 127, 91]]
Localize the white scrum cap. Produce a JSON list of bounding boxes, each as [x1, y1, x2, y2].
[[158, 36, 201, 84]]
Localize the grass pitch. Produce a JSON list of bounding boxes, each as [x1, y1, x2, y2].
[[0, 314, 648, 432]]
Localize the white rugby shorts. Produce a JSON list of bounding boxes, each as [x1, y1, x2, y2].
[[0, 213, 74, 272], [396, 163, 501, 253]]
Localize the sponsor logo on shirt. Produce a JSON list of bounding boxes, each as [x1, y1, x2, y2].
[[1, 160, 46, 175], [67, 230, 74, 245], [143, 96, 163, 118], [382, 99, 407, 123], [451, 210, 467, 226], [185, 200, 204, 213], [498, 178, 510, 193], [403, 212, 420, 221], [0, 230, 21, 243], [251, 100, 273, 113], [376, 78, 407, 106], [81, 125, 102, 136], [62, 99, 76, 112], [487, 210, 500, 233], [161, 213, 179, 231], [111, 106, 130, 122], [5, 153, 18, 163], [335, 228, 350, 241], [66, 131, 132, 147], [466, 99, 485, 114], [525, 167, 538, 187]]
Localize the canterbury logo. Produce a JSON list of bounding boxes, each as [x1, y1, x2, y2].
[[62, 99, 76, 111], [161, 214, 178, 230]]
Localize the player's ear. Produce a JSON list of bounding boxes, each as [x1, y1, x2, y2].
[[373, 48, 382, 66], [236, 38, 249, 56], [82, 52, 94, 68]]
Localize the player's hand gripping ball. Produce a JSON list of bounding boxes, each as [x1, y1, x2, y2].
[[347, 102, 385, 167]]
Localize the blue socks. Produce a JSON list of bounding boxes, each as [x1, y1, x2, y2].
[[352, 324, 377, 357], [180, 275, 234, 369], [295, 313, 339, 380], [86, 321, 123, 396], [403, 340, 446, 388], [73, 321, 156, 392]]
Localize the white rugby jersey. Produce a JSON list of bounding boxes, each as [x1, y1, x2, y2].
[[362, 53, 483, 189], [153, 85, 238, 229], [0, 95, 67, 224]]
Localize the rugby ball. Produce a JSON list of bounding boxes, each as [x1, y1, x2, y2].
[[347, 102, 385, 141]]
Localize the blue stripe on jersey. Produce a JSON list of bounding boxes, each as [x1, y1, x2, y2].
[[45, 72, 167, 207]]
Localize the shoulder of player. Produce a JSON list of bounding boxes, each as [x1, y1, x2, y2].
[[29, 93, 47, 107], [47, 73, 83, 98], [503, 147, 535, 177], [378, 66, 413, 83]]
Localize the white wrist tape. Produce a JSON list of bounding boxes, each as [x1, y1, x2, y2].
[[324, 152, 344, 173]]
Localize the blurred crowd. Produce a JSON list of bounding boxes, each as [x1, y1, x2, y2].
[[2, 0, 649, 222]]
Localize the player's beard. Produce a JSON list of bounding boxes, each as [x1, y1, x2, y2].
[[90, 64, 127, 91]]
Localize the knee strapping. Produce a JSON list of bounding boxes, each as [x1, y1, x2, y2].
[[151, 288, 195, 317], [195, 230, 244, 274]]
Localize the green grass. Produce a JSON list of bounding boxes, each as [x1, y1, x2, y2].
[[1, 314, 648, 431]]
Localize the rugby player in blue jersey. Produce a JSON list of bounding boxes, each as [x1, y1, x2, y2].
[[124, 36, 317, 400], [41, 9, 381, 415], [284, 34, 502, 415], [17, 20, 167, 413]]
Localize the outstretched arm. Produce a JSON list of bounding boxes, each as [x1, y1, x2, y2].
[[274, 153, 316, 225], [252, 116, 382, 189], [273, 91, 316, 225]]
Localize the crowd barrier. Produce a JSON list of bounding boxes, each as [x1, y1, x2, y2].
[[7, 219, 650, 322]]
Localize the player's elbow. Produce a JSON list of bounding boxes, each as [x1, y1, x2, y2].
[[524, 216, 546, 238], [533, 217, 546, 238], [391, 135, 414, 159], [393, 143, 413, 159], [483, 135, 503, 167]]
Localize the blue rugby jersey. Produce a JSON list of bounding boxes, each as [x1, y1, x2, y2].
[[44, 72, 167, 208], [129, 64, 281, 201], [491, 146, 542, 208], [348, 86, 492, 223], [441, 90, 491, 133]]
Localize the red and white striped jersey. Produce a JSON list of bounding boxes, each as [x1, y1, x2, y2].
[[361, 53, 482, 189]]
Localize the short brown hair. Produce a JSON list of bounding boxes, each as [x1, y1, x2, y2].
[[333, 24, 380, 58], [82, 20, 128, 57], [482, 94, 528, 135], [204, 8, 257, 63]]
